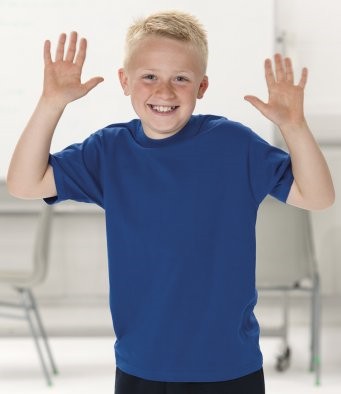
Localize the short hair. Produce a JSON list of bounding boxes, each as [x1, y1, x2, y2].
[[124, 10, 208, 72]]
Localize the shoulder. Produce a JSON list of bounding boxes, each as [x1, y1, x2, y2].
[[92, 119, 139, 141], [56, 120, 140, 160], [77, 120, 140, 154], [194, 114, 253, 143]]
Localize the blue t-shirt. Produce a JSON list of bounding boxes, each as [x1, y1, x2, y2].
[[46, 115, 293, 382]]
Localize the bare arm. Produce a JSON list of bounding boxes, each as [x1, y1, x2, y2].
[[7, 32, 104, 199], [245, 54, 335, 210]]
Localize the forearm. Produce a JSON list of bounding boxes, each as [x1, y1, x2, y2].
[[7, 96, 65, 198], [281, 120, 335, 210]]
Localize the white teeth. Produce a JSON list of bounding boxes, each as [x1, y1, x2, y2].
[[151, 105, 176, 113]]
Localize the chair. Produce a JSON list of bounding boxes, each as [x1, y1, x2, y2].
[[256, 196, 321, 385], [0, 203, 58, 386]]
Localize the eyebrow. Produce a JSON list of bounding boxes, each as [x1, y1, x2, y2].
[[138, 68, 195, 75]]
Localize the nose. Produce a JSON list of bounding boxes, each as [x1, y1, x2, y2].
[[154, 82, 176, 100]]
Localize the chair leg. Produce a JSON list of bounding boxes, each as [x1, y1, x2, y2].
[[310, 274, 321, 385], [282, 291, 290, 349], [275, 291, 291, 372], [26, 289, 58, 375], [18, 288, 53, 386]]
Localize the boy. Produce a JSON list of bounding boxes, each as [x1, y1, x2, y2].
[[7, 10, 334, 394]]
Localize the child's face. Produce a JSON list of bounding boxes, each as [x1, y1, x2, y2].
[[118, 35, 208, 139]]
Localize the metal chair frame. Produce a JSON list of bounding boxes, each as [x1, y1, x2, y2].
[[256, 196, 321, 385], [0, 204, 58, 385]]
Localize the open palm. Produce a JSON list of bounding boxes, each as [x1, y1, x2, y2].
[[245, 54, 308, 129], [42, 31, 104, 106]]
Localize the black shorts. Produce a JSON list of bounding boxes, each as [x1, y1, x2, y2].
[[114, 367, 265, 394]]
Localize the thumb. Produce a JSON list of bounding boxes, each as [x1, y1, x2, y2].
[[83, 76, 104, 93], [244, 95, 267, 114]]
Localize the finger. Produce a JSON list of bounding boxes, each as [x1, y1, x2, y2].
[[244, 95, 268, 114], [75, 37, 87, 68], [284, 57, 294, 83], [65, 31, 78, 62], [264, 58, 275, 88], [83, 77, 104, 93], [43, 40, 52, 65], [274, 53, 285, 82], [298, 67, 308, 89], [55, 32, 67, 61]]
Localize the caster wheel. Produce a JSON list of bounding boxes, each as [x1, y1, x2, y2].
[[276, 346, 291, 372]]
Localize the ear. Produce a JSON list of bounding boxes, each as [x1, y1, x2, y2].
[[197, 75, 209, 99], [118, 68, 130, 96]]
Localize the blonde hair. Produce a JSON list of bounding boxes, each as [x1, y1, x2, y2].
[[124, 10, 208, 72]]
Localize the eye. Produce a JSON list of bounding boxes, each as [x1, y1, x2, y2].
[[143, 74, 157, 81], [175, 76, 189, 82]]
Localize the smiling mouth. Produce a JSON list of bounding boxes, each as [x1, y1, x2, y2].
[[148, 104, 179, 113]]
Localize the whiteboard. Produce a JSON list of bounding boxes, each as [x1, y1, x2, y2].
[[0, 0, 274, 179]]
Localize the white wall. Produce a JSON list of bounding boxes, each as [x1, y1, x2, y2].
[[0, 0, 274, 179]]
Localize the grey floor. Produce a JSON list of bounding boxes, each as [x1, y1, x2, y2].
[[0, 299, 340, 393], [0, 326, 340, 393]]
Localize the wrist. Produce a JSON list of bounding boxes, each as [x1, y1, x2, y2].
[[278, 118, 309, 135], [39, 94, 68, 113]]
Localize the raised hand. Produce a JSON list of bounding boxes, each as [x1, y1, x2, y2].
[[244, 54, 308, 129], [42, 31, 104, 107]]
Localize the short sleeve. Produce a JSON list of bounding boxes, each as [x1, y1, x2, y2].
[[248, 130, 294, 205], [44, 132, 104, 207]]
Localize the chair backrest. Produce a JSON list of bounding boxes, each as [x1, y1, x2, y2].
[[256, 196, 317, 288], [0, 204, 54, 288]]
